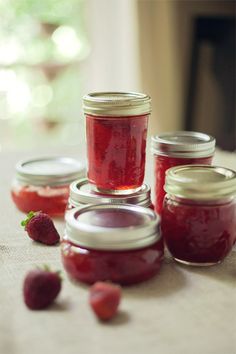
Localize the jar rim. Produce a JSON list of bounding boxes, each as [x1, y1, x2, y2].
[[15, 156, 85, 186], [83, 91, 151, 117], [164, 165, 236, 200], [65, 204, 160, 250], [69, 179, 151, 207], [151, 131, 215, 158]]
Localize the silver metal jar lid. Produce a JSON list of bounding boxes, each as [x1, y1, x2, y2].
[[65, 204, 160, 251], [165, 165, 236, 200], [69, 178, 151, 207], [83, 92, 151, 117], [15, 156, 85, 186], [151, 131, 215, 158]]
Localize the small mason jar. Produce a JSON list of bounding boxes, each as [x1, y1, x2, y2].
[[61, 204, 163, 285], [67, 178, 154, 212], [151, 131, 215, 214], [161, 165, 236, 266], [11, 156, 85, 216], [83, 92, 151, 194]]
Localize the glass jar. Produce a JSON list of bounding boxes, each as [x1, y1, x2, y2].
[[67, 178, 154, 212], [151, 131, 215, 214], [61, 204, 163, 285], [11, 156, 85, 216], [83, 92, 151, 193], [161, 165, 236, 266]]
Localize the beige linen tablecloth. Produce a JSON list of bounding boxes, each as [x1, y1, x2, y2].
[[0, 148, 235, 354]]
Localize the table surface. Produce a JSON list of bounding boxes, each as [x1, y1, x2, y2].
[[0, 148, 235, 354]]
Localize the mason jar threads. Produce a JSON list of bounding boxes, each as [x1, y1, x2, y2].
[[62, 204, 163, 285], [151, 131, 215, 214], [11, 157, 85, 216], [67, 178, 154, 211], [83, 92, 151, 194], [161, 165, 236, 266]]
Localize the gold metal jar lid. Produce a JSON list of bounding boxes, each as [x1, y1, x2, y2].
[[69, 179, 151, 207], [165, 165, 236, 200], [151, 131, 215, 158], [83, 92, 151, 117], [16, 156, 85, 186], [65, 204, 160, 251]]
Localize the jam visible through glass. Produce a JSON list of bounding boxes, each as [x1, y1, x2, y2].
[[154, 155, 213, 214], [86, 114, 148, 191], [61, 239, 163, 285], [11, 185, 69, 216], [161, 197, 236, 264]]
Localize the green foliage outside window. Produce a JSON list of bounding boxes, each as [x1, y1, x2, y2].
[[0, 0, 89, 149]]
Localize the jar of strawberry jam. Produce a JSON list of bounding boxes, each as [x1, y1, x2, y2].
[[161, 165, 236, 266], [83, 92, 151, 193], [67, 178, 154, 211], [151, 131, 215, 214], [11, 157, 85, 216], [62, 204, 163, 285]]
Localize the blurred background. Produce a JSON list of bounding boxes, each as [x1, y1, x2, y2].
[[0, 0, 235, 152]]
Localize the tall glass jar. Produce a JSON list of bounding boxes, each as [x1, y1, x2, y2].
[[161, 165, 236, 266], [83, 92, 151, 194], [151, 131, 215, 214]]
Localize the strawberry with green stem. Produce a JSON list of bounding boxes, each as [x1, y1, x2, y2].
[[21, 211, 60, 245]]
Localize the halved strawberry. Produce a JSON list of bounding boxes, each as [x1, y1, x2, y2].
[[89, 282, 121, 321]]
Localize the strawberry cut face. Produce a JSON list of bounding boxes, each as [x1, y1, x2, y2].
[[89, 282, 121, 321]]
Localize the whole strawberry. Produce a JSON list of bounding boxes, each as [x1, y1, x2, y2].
[[21, 211, 60, 245], [23, 266, 62, 310], [89, 282, 121, 321]]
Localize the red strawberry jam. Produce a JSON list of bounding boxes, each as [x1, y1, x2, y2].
[[162, 197, 236, 264], [83, 92, 151, 193], [161, 165, 236, 265], [11, 156, 85, 217], [62, 239, 163, 285], [11, 185, 69, 217], [151, 131, 215, 215], [62, 204, 163, 285], [154, 154, 213, 215], [86, 114, 148, 192]]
